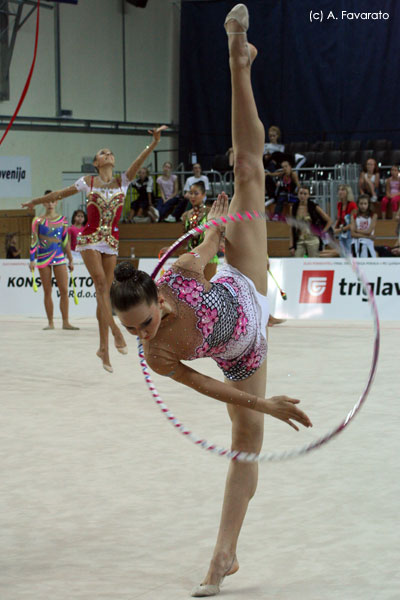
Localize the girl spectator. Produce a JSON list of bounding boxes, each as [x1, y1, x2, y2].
[[68, 209, 87, 260], [181, 181, 219, 281], [156, 161, 184, 222], [272, 159, 299, 221], [183, 163, 211, 197], [334, 184, 357, 254], [358, 158, 380, 202], [128, 167, 157, 223], [263, 125, 284, 168], [381, 165, 400, 219], [351, 194, 377, 257], [5, 232, 21, 258], [289, 185, 332, 257]]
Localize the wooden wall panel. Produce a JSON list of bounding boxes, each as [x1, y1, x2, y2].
[[0, 210, 34, 258]]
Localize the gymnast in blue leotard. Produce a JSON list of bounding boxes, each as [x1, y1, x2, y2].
[[30, 196, 78, 330]]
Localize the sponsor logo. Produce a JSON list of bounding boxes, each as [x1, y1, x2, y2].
[[299, 270, 334, 303], [339, 277, 400, 302], [6, 276, 96, 299]]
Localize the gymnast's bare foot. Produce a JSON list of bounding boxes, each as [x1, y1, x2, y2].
[[43, 322, 54, 330], [268, 315, 286, 327], [96, 348, 113, 373], [62, 322, 80, 330]]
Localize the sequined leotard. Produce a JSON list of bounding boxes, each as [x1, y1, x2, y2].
[[156, 263, 269, 381], [74, 173, 130, 255], [30, 215, 68, 268], [184, 207, 219, 265]]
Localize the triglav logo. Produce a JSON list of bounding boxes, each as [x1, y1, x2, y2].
[[299, 270, 334, 303]]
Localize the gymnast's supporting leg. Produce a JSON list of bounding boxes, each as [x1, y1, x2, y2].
[[193, 4, 268, 595], [40, 266, 54, 329], [53, 264, 78, 330]]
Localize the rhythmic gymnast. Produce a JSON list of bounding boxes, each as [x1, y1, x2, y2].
[[110, 5, 312, 596], [182, 180, 220, 281], [30, 194, 78, 331], [23, 126, 166, 372]]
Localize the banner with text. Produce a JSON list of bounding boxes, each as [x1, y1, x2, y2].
[[0, 258, 399, 320], [0, 156, 32, 198], [139, 257, 400, 321], [0, 260, 96, 317]]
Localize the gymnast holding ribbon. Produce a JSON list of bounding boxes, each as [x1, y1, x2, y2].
[[110, 5, 312, 597]]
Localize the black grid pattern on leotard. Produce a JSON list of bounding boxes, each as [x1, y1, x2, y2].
[[200, 282, 238, 349]]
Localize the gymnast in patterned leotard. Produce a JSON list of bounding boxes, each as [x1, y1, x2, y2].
[[110, 6, 312, 595], [30, 197, 78, 331]]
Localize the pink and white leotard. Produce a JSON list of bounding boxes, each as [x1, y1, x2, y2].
[[157, 263, 269, 381]]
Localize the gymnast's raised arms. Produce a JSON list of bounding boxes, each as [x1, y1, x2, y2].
[[21, 126, 168, 210], [125, 126, 167, 181]]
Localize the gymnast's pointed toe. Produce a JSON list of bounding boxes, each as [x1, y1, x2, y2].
[[224, 3, 249, 32], [191, 582, 222, 597], [116, 345, 128, 355]]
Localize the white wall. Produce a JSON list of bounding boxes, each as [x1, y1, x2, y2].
[[0, 0, 180, 209]]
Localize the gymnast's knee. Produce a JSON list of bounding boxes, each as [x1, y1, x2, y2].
[[231, 419, 264, 453], [234, 155, 263, 184], [93, 275, 108, 295]]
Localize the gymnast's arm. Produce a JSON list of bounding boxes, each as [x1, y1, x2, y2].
[[125, 126, 167, 181], [21, 185, 82, 210], [147, 358, 312, 430]]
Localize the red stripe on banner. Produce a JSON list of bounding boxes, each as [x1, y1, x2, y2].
[[0, 0, 41, 146]]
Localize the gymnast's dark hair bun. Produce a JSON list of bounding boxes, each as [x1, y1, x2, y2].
[[111, 261, 158, 311], [114, 261, 136, 282]]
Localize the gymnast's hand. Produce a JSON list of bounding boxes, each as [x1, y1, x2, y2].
[[208, 192, 229, 231], [260, 395, 313, 431], [22, 200, 35, 210], [148, 125, 168, 143]]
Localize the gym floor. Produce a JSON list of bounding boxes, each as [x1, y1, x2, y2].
[[1, 316, 398, 599]]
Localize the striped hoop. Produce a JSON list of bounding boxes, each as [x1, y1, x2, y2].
[[137, 210, 380, 462]]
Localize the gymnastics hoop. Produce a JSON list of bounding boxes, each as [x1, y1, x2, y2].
[[137, 210, 380, 462]]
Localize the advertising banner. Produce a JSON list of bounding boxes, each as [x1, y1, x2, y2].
[[0, 156, 32, 198], [267, 258, 400, 320], [0, 260, 96, 317], [0, 258, 399, 320], [138, 257, 400, 321]]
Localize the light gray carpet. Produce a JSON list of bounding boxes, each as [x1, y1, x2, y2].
[[1, 317, 398, 599]]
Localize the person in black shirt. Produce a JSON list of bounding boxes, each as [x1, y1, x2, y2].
[[5, 233, 21, 259]]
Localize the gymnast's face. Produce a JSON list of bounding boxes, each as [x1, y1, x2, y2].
[[45, 200, 58, 212], [118, 298, 163, 341], [94, 148, 115, 170], [189, 185, 205, 207], [298, 188, 310, 204]]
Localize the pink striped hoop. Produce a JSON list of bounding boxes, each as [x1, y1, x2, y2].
[[137, 210, 380, 462]]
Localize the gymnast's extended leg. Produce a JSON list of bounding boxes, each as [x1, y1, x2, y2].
[[193, 4, 268, 595]]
